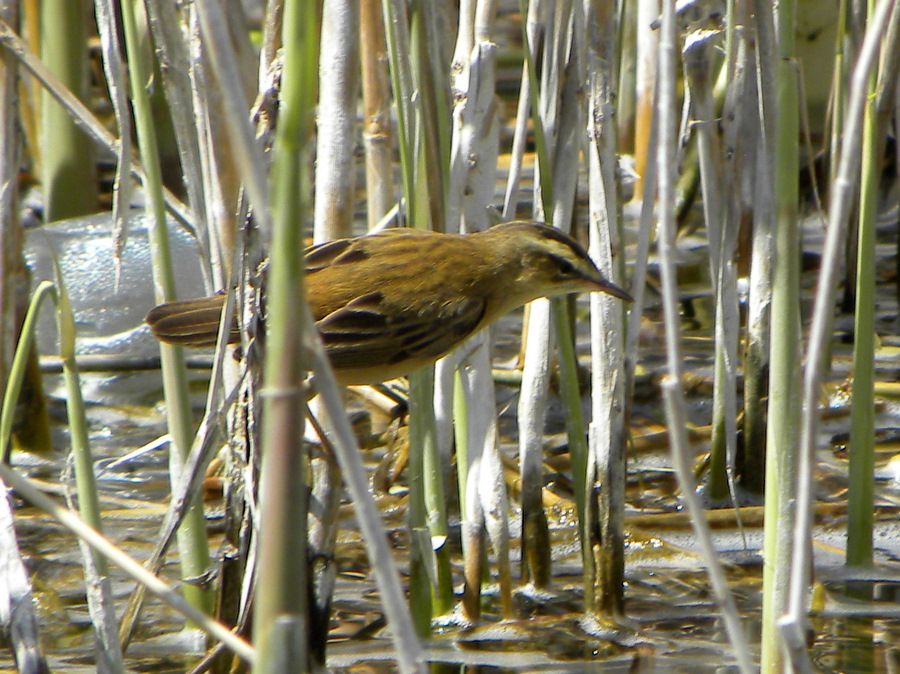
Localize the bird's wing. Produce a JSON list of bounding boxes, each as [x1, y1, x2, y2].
[[305, 238, 360, 272], [316, 291, 487, 371], [305, 229, 414, 273]]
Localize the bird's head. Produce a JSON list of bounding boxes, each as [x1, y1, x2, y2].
[[483, 221, 633, 305]]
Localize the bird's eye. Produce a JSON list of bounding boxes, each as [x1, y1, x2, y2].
[[555, 257, 576, 277]]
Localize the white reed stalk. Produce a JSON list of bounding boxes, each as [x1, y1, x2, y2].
[[634, 0, 660, 195], [583, 0, 627, 614], [655, 3, 753, 671], [780, 2, 898, 670], [0, 487, 49, 670], [444, 0, 508, 616], [360, 0, 394, 228], [192, 0, 270, 231], [93, 0, 132, 281], [142, 0, 211, 288], [314, 0, 359, 242]]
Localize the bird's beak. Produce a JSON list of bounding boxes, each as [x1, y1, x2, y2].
[[585, 274, 633, 302]]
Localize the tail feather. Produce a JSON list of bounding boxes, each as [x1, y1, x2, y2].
[[145, 294, 235, 346]]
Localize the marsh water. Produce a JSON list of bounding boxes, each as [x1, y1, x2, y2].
[[4, 197, 900, 672]]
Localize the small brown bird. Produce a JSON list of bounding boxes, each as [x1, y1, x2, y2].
[[145, 221, 631, 385]]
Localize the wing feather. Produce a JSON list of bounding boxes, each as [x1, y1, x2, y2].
[[145, 293, 236, 346], [317, 294, 486, 371]]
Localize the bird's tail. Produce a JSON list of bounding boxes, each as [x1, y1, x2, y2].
[[145, 293, 235, 347]]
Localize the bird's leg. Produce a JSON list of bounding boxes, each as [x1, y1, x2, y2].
[[304, 401, 341, 665]]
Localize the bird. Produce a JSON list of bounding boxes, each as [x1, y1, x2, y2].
[[145, 220, 632, 385]]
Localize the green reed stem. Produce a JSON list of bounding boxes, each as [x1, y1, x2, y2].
[[252, 1, 319, 668], [55, 269, 124, 669], [2, 279, 124, 667], [407, 368, 436, 634], [0, 282, 54, 464], [381, 0, 416, 223], [384, 0, 450, 629], [413, 4, 453, 612], [119, 0, 211, 617], [761, 0, 800, 670], [39, 0, 96, 220], [845, 0, 879, 568]]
